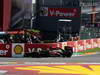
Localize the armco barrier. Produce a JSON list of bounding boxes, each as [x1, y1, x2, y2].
[[0, 38, 100, 57]]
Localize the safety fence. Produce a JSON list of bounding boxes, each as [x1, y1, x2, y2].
[[0, 38, 100, 57]]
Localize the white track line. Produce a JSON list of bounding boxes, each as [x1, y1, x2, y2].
[[0, 70, 7, 74]]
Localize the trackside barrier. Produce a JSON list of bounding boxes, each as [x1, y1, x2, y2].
[[24, 43, 51, 56], [76, 40, 85, 52], [92, 39, 98, 48], [12, 43, 24, 58], [66, 38, 100, 52], [66, 41, 77, 52], [97, 38, 100, 48], [0, 38, 100, 57], [0, 44, 11, 57]]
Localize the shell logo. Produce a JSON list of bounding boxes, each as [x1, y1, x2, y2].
[[40, 7, 48, 16], [14, 45, 23, 54]]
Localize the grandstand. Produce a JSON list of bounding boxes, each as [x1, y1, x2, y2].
[[80, 0, 100, 40], [80, 25, 100, 40]]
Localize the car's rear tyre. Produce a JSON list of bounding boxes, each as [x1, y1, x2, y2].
[[64, 46, 73, 58]]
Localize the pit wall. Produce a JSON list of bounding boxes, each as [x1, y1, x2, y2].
[[0, 38, 100, 57]]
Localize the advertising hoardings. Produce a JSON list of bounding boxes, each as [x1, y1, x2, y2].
[[77, 40, 85, 52], [40, 7, 79, 17], [48, 8, 79, 17], [85, 39, 92, 50], [57, 43, 62, 49], [67, 41, 77, 52], [0, 38, 100, 57], [97, 38, 100, 48], [51, 43, 57, 48], [25, 44, 51, 54], [0, 44, 11, 57], [92, 39, 98, 48], [12, 43, 24, 57], [62, 42, 67, 49]]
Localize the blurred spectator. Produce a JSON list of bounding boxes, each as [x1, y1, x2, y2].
[[27, 36, 32, 44], [9, 35, 14, 43], [56, 33, 64, 42], [31, 34, 41, 43]]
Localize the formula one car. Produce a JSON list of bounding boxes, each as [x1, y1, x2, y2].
[[25, 46, 73, 58], [48, 46, 73, 57]]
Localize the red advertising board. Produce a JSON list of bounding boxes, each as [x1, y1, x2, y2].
[[51, 43, 57, 48], [48, 8, 79, 17], [67, 41, 76, 52], [61, 42, 67, 49], [40, 7, 79, 17], [97, 38, 100, 48], [93, 39, 98, 48], [0, 44, 11, 57], [85, 39, 92, 50], [25, 44, 51, 53], [77, 40, 85, 52], [57, 43, 62, 48]]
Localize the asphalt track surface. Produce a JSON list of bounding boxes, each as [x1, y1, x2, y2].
[[0, 53, 100, 63], [0, 54, 100, 75]]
